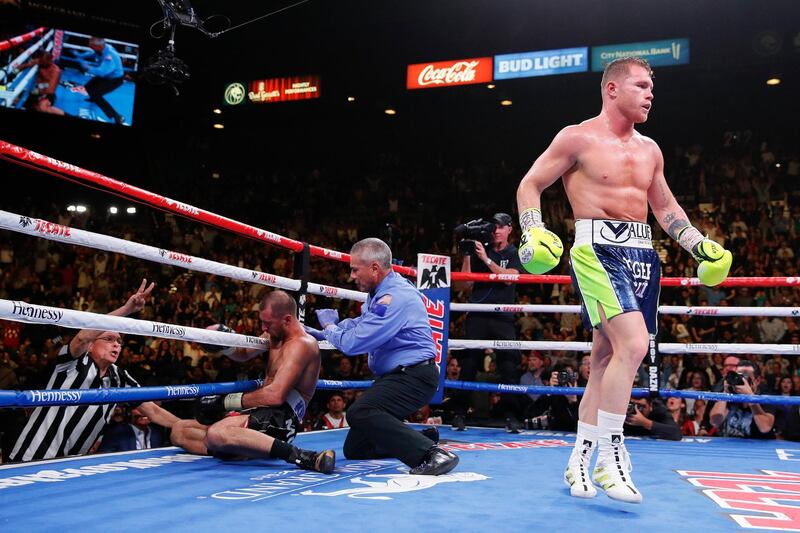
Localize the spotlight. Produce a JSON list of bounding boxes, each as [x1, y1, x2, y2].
[[109, 206, 118, 214], [126, 207, 137, 214]]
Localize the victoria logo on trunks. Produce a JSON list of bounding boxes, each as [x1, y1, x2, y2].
[[599, 221, 651, 244]]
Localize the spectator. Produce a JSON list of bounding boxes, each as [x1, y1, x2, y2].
[[98, 407, 167, 452], [522, 364, 579, 432], [520, 351, 547, 402], [623, 397, 682, 441], [710, 360, 776, 439], [314, 393, 349, 430], [682, 399, 716, 436]]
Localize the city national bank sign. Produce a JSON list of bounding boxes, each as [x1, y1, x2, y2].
[[591, 38, 690, 71]]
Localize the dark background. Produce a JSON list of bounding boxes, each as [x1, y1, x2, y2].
[[0, 0, 798, 216]]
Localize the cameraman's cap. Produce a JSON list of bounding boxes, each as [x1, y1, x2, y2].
[[492, 213, 513, 227]]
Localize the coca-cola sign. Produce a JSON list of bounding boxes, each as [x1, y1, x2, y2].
[[407, 57, 493, 90]]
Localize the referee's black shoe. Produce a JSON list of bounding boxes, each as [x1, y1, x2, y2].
[[410, 447, 459, 476], [420, 425, 439, 444]]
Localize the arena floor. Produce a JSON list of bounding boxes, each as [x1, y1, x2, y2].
[[2, 425, 798, 532]]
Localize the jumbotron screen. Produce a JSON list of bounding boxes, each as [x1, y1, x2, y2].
[[0, 24, 139, 126]]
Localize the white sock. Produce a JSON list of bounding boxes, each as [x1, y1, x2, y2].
[[570, 421, 598, 462], [577, 421, 598, 443], [597, 409, 626, 447]]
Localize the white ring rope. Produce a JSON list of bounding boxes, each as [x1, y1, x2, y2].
[[451, 303, 800, 317], [0, 299, 793, 356], [444, 339, 795, 355], [0, 299, 267, 350], [0, 210, 367, 303]]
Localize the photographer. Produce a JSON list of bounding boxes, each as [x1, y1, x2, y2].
[[709, 360, 776, 438], [456, 213, 524, 386], [623, 397, 682, 441], [522, 364, 579, 432]]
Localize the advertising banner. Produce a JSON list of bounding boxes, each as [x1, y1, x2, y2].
[[223, 75, 320, 105], [417, 254, 451, 404], [591, 38, 690, 71], [407, 57, 493, 90], [494, 47, 588, 79]]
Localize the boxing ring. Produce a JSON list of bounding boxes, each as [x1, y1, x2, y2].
[[3, 427, 799, 532], [1, 140, 800, 532]]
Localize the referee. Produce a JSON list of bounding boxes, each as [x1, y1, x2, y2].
[[10, 279, 179, 462], [305, 238, 458, 475]]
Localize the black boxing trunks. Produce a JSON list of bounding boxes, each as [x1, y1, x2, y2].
[[246, 388, 306, 443], [569, 219, 661, 334]]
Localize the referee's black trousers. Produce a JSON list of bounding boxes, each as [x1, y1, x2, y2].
[[343, 362, 439, 467]]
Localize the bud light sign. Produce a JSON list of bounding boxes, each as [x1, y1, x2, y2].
[[494, 47, 588, 80]]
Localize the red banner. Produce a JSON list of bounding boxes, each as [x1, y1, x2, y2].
[[247, 75, 320, 103], [407, 57, 493, 90]]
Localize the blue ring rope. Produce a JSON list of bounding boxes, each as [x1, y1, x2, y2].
[[1, 379, 798, 407]]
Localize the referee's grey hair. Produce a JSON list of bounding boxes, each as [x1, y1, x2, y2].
[[351, 238, 392, 270]]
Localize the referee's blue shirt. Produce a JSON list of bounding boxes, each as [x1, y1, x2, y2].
[[323, 271, 436, 376]]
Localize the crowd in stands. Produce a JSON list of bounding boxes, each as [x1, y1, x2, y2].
[[1, 130, 799, 460]]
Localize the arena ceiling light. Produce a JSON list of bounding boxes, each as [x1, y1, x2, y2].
[[487, 84, 496, 89], [500, 99, 513, 106], [67, 205, 76, 212], [76, 205, 87, 213], [347, 96, 355, 102], [213, 123, 225, 129], [212, 108, 222, 114], [384, 108, 397, 115], [109, 206, 118, 214], [766, 77, 781, 85], [126, 207, 137, 214]]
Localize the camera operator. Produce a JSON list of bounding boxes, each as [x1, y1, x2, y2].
[[456, 213, 525, 386], [709, 360, 776, 438], [522, 364, 579, 431], [623, 397, 682, 441]]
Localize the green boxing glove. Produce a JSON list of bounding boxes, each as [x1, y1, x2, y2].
[[692, 238, 732, 287], [518, 226, 564, 274]]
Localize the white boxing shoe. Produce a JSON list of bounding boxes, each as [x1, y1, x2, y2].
[[592, 433, 642, 504], [563, 438, 598, 498]]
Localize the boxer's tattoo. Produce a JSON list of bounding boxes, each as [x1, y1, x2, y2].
[[663, 212, 689, 240]]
